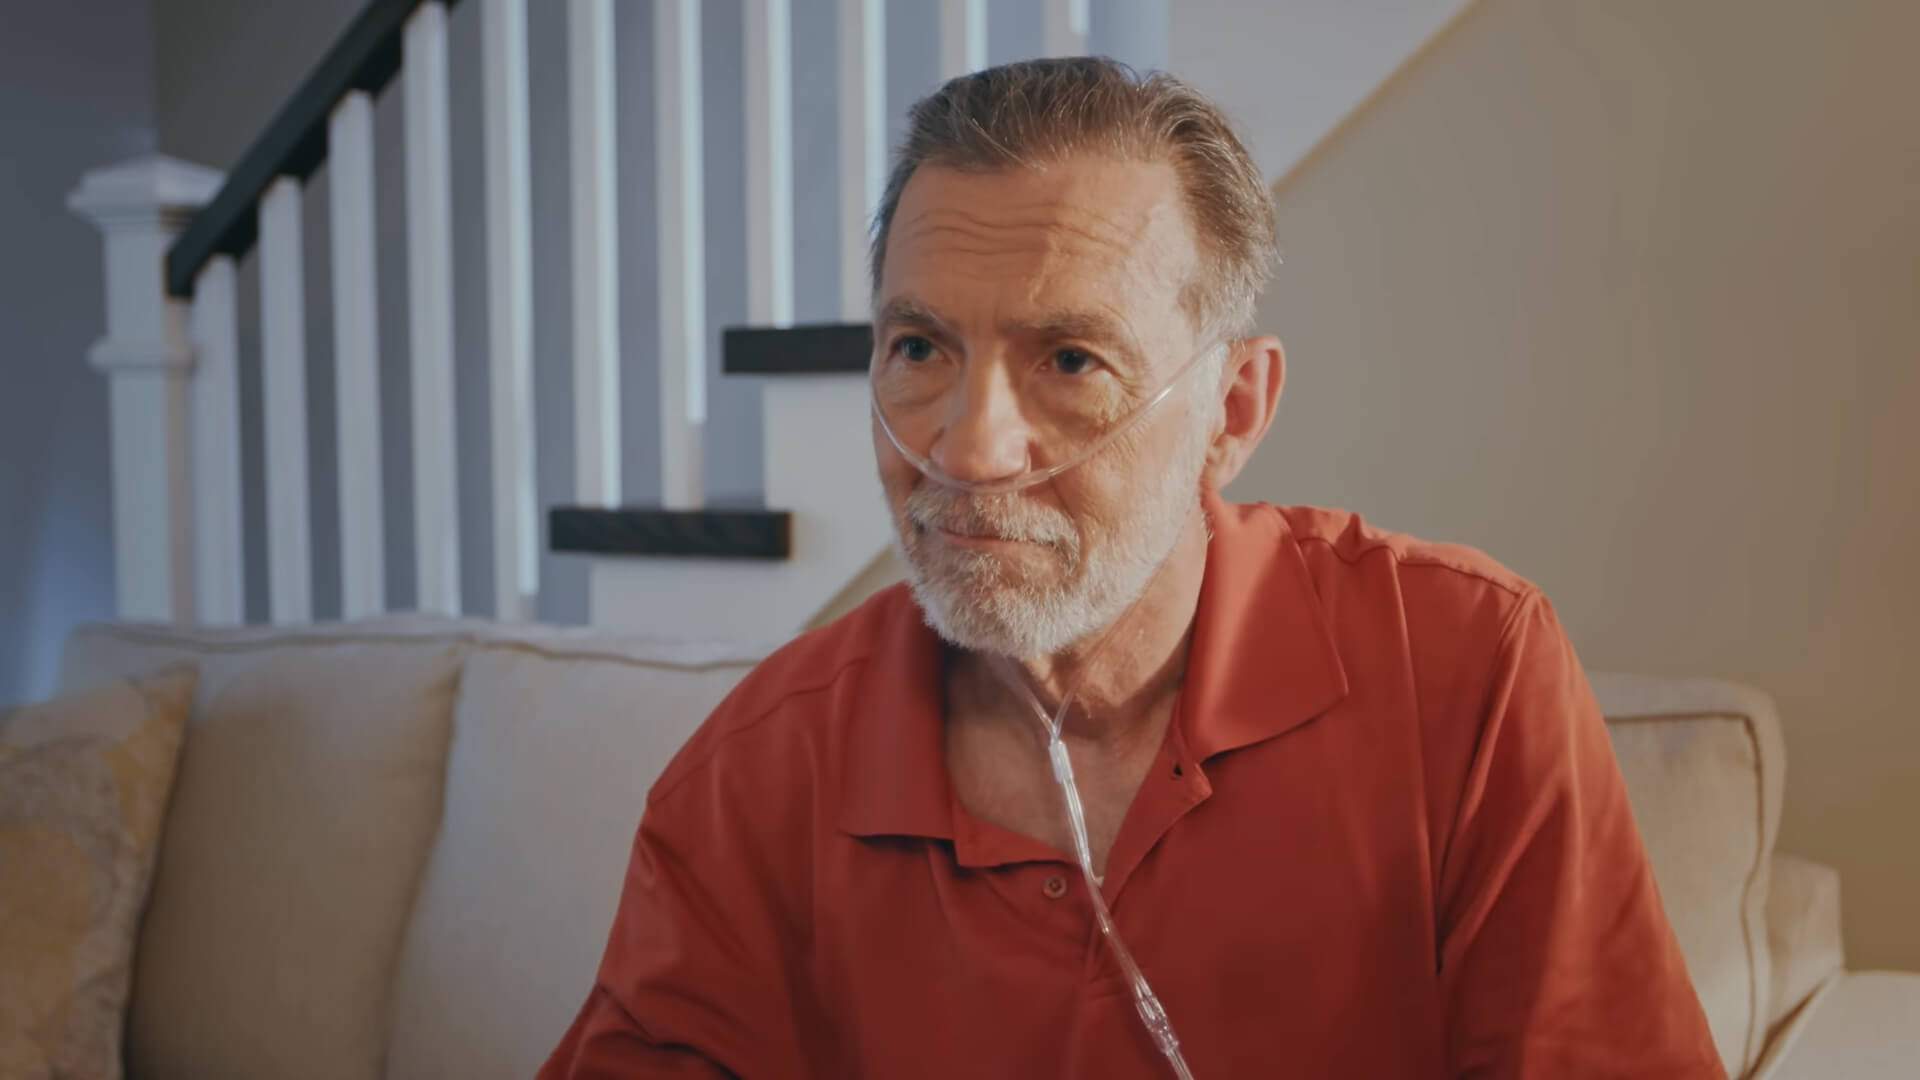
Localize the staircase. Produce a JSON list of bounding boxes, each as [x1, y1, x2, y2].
[[65, 0, 1108, 638], [65, 0, 1472, 640], [551, 323, 884, 635]]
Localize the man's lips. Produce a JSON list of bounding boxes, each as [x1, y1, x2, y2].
[[918, 520, 1044, 550]]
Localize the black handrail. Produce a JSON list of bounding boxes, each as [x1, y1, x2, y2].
[[164, 0, 467, 298]]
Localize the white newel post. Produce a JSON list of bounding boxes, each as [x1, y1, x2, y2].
[[68, 155, 225, 623]]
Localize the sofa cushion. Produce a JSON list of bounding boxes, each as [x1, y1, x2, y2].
[[1765, 853, 1846, 1036], [1755, 972, 1920, 1080], [382, 629, 763, 1079], [0, 666, 195, 1080], [1592, 673, 1787, 1079], [57, 622, 468, 1080]]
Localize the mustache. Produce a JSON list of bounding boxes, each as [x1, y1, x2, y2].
[[902, 486, 1078, 549]]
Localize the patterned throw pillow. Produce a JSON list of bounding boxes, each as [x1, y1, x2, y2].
[[0, 666, 197, 1080]]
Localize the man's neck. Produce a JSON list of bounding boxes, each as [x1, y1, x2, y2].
[[953, 504, 1211, 748]]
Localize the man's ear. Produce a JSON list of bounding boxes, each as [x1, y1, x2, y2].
[[1204, 334, 1285, 491]]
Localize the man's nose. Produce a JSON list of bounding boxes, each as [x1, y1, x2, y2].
[[927, 359, 1033, 485]]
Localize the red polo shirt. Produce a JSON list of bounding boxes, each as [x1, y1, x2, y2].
[[541, 498, 1724, 1079]]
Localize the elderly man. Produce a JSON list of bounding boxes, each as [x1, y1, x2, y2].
[[542, 58, 1723, 1078]]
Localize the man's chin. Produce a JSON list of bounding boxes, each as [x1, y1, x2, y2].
[[914, 598, 1046, 658], [904, 569, 1080, 658]]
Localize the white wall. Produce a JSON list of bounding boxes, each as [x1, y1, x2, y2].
[[0, 0, 157, 705], [1168, 0, 1469, 183], [1240, 0, 1920, 968]]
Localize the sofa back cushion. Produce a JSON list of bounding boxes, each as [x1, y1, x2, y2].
[[382, 629, 761, 1079], [58, 621, 467, 1080], [1592, 673, 1787, 1079]]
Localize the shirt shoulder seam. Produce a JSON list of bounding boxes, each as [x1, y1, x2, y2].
[[1291, 532, 1532, 600]]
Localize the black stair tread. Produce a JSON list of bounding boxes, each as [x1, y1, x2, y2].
[[722, 323, 871, 374], [548, 506, 791, 560]]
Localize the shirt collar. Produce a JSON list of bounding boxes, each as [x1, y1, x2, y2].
[[837, 492, 1350, 840], [1180, 490, 1350, 760]]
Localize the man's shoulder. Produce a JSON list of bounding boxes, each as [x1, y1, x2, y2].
[[646, 583, 914, 807], [1233, 501, 1542, 665], [1259, 503, 1574, 731], [1270, 502, 1533, 603]]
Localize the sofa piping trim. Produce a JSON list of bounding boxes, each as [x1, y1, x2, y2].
[[1605, 709, 1770, 1073], [68, 623, 766, 675]]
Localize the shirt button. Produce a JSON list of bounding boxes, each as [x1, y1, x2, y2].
[[1042, 874, 1069, 899]]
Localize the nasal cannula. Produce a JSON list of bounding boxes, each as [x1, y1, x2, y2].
[[871, 344, 1219, 1080]]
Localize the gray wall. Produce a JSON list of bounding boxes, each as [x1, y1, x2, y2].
[[1167, 0, 1466, 183], [150, 0, 1165, 623], [0, 0, 157, 705], [1244, 0, 1920, 966]]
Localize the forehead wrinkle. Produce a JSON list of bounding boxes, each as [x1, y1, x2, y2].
[[998, 308, 1128, 340], [894, 212, 1179, 311], [896, 203, 1147, 261]]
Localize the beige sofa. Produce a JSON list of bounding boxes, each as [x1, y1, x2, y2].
[[55, 615, 1918, 1079]]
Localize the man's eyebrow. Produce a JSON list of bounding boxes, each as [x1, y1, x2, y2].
[[1002, 310, 1147, 366], [874, 297, 949, 332], [872, 299, 1148, 367]]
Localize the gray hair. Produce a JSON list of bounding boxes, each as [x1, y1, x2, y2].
[[870, 56, 1278, 342]]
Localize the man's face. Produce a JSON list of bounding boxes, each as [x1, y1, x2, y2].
[[872, 155, 1215, 657]]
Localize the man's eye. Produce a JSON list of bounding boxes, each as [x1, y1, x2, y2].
[[891, 335, 935, 363], [1051, 348, 1096, 375]]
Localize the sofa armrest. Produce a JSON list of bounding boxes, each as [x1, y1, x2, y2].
[[1766, 853, 1846, 1032]]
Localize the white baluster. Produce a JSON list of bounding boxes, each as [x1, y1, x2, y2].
[[328, 90, 386, 618], [655, 0, 706, 509], [745, 0, 795, 329], [259, 176, 312, 624], [569, 0, 621, 505], [404, 1, 462, 615], [190, 255, 244, 624], [838, 0, 885, 323], [939, 0, 986, 81], [1044, 0, 1089, 57], [482, 0, 538, 620], [66, 155, 222, 623]]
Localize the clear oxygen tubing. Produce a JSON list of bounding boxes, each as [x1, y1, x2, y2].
[[873, 340, 1214, 1078], [986, 627, 1197, 1080], [870, 342, 1225, 497]]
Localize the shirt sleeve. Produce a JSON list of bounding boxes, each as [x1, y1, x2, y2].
[[538, 768, 808, 1079], [1436, 590, 1727, 1079]]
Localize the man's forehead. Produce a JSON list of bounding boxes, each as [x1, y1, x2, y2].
[[880, 158, 1201, 320], [892, 159, 1186, 244]]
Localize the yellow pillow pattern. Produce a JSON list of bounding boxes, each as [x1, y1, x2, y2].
[[0, 666, 196, 1079]]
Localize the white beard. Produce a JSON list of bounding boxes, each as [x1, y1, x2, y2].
[[891, 423, 1207, 659]]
